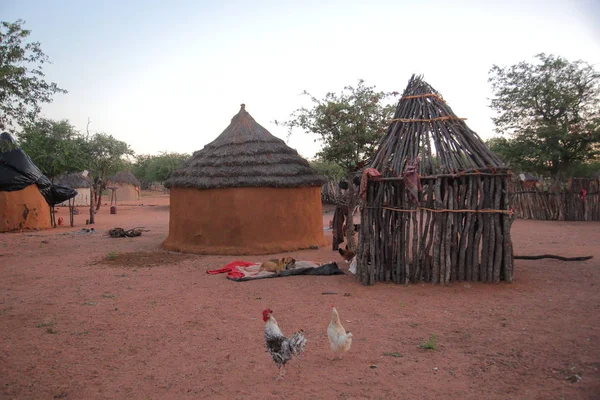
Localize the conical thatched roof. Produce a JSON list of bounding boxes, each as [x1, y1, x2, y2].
[[55, 172, 91, 188], [165, 104, 326, 189], [108, 171, 141, 187], [370, 75, 505, 176]]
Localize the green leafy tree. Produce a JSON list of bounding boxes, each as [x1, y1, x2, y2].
[[0, 20, 67, 131], [277, 79, 396, 249], [488, 53, 600, 178], [84, 132, 134, 211], [18, 119, 88, 179], [133, 152, 190, 183], [132, 154, 152, 184], [309, 158, 345, 181]]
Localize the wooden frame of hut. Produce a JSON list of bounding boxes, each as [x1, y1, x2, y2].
[[357, 75, 514, 285], [163, 104, 328, 255]]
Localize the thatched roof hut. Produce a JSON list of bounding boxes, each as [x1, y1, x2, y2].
[[166, 105, 325, 189], [55, 172, 92, 188], [54, 172, 92, 206], [107, 171, 141, 202], [163, 104, 327, 255], [108, 171, 141, 187], [358, 75, 514, 285]]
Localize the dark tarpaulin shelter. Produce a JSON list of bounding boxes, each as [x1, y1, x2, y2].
[[1, 132, 77, 231], [0, 132, 76, 206]]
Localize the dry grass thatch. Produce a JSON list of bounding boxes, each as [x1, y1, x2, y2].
[[54, 172, 91, 188], [165, 104, 326, 189], [108, 171, 141, 187]]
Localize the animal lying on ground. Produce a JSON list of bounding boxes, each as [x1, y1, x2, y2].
[[255, 257, 296, 275], [269, 257, 296, 269]]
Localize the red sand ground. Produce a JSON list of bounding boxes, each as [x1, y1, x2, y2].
[[1, 192, 599, 400]]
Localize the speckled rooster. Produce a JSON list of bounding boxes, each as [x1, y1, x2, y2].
[[262, 309, 307, 379]]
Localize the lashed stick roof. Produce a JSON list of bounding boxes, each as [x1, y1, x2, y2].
[[370, 75, 505, 176], [165, 104, 326, 189]]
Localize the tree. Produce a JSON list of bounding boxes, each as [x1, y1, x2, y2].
[[147, 152, 190, 182], [488, 53, 600, 178], [277, 79, 396, 249], [0, 20, 67, 131], [133, 152, 190, 185], [18, 119, 89, 179], [131, 154, 152, 185], [84, 132, 134, 211], [309, 158, 345, 182]]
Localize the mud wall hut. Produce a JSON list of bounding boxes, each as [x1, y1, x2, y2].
[[163, 104, 328, 255], [107, 171, 141, 202], [357, 75, 514, 285], [54, 172, 92, 206], [0, 133, 52, 232]]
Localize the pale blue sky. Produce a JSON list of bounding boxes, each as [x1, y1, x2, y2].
[[2, 0, 599, 159]]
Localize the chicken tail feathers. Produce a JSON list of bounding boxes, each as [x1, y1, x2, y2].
[[288, 330, 307, 356]]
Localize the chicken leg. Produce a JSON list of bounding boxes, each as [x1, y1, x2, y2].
[[275, 364, 286, 380]]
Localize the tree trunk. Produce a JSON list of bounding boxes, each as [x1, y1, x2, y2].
[[93, 184, 98, 207], [95, 185, 103, 211], [69, 198, 74, 227], [89, 186, 95, 224], [345, 171, 356, 251]]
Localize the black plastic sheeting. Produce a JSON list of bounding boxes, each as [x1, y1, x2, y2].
[[0, 132, 77, 206]]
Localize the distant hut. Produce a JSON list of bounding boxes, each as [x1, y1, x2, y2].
[[54, 172, 92, 206], [107, 171, 141, 202], [163, 104, 328, 255], [358, 75, 514, 285], [518, 173, 539, 189], [0, 133, 52, 232]]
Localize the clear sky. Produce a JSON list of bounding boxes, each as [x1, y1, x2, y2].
[[2, 0, 599, 159]]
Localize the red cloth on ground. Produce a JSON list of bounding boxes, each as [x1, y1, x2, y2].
[[360, 168, 382, 200], [207, 260, 256, 279]]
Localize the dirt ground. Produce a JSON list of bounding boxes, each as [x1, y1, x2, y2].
[[1, 192, 599, 400]]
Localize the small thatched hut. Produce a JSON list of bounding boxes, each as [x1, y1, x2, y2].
[[358, 75, 514, 285], [55, 172, 92, 206], [107, 171, 141, 202], [163, 104, 327, 255]]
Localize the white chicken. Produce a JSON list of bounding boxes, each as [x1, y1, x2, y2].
[[263, 309, 307, 379], [327, 304, 353, 360]]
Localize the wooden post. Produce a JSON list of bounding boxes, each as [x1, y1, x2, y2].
[[69, 198, 74, 227], [89, 185, 95, 224]]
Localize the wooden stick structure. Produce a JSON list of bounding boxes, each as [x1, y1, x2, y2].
[[511, 178, 599, 221], [358, 75, 514, 285]]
